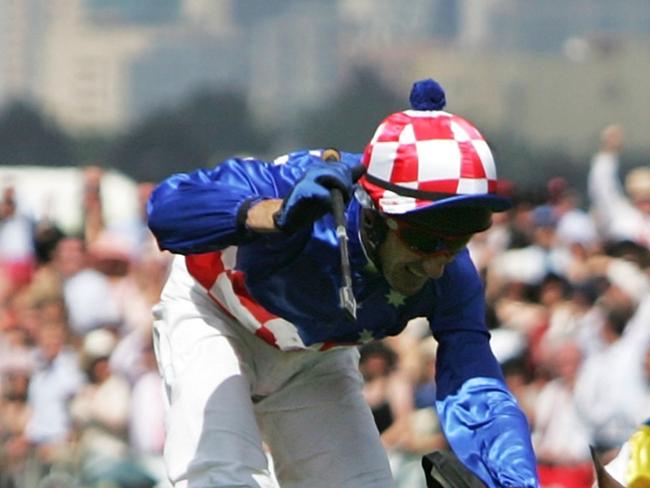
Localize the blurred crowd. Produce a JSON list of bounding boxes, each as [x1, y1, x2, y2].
[[0, 124, 648, 488], [0, 166, 171, 488]]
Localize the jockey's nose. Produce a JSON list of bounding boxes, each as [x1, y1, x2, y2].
[[421, 255, 451, 279]]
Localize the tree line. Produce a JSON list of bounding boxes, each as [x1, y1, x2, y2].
[[0, 69, 643, 195]]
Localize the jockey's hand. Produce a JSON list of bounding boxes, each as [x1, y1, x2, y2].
[[273, 158, 365, 233]]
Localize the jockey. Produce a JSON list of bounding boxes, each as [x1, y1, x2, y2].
[[147, 78, 539, 487]]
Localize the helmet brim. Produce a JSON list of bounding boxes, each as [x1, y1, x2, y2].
[[378, 194, 512, 235], [399, 193, 513, 214]]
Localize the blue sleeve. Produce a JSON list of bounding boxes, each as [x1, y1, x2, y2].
[[147, 151, 348, 254], [429, 252, 539, 487], [147, 157, 278, 254], [147, 151, 363, 254]]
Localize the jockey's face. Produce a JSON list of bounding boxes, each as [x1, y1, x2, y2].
[[377, 229, 465, 296]]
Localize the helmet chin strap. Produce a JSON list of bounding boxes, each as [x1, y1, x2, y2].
[[360, 208, 388, 273]]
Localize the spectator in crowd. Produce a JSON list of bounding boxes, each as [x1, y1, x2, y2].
[[33, 216, 65, 269], [543, 276, 608, 358], [81, 166, 106, 246], [573, 258, 650, 457], [70, 327, 156, 488], [0, 361, 32, 486], [88, 229, 170, 337], [128, 336, 167, 484], [546, 178, 602, 284], [489, 204, 565, 290], [25, 320, 85, 477], [485, 197, 566, 307], [359, 322, 449, 488], [588, 124, 650, 247], [108, 182, 158, 260], [385, 335, 448, 488], [522, 273, 586, 373], [71, 328, 128, 467], [549, 178, 598, 249], [360, 341, 401, 436], [493, 333, 539, 423], [486, 266, 547, 338], [0, 184, 35, 291], [52, 237, 121, 336], [467, 204, 513, 275], [533, 339, 593, 488], [0, 293, 35, 376]]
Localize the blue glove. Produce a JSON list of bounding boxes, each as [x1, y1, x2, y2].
[[273, 158, 365, 233]]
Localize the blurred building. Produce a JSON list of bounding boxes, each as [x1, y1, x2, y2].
[[246, 2, 340, 123], [84, 0, 181, 24], [341, 0, 650, 154], [40, 0, 157, 132], [1, 0, 239, 133], [0, 0, 50, 103], [456, 0, 650, 54], [2, 0, 650, 154], [379, 38, 650, 154]]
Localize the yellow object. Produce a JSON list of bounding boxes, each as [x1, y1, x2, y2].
[[627, 424, 650, 488]]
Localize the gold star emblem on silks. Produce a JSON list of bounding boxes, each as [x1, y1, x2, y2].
[[386, 289, 406, 307], [358, 329, 375, 343]]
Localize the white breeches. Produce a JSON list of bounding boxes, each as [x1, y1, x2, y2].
[[152, 257, 394, 488]]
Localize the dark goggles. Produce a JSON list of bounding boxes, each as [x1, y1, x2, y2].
[[391, 220, 472, 256]]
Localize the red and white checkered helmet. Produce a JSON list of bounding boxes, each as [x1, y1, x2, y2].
[[360, 79, 511, 216]]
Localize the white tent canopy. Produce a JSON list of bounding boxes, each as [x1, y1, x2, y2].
[[0, 166, 140, 236]]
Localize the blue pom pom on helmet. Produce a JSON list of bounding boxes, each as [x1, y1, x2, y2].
[[409, 78, 447, 111]]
